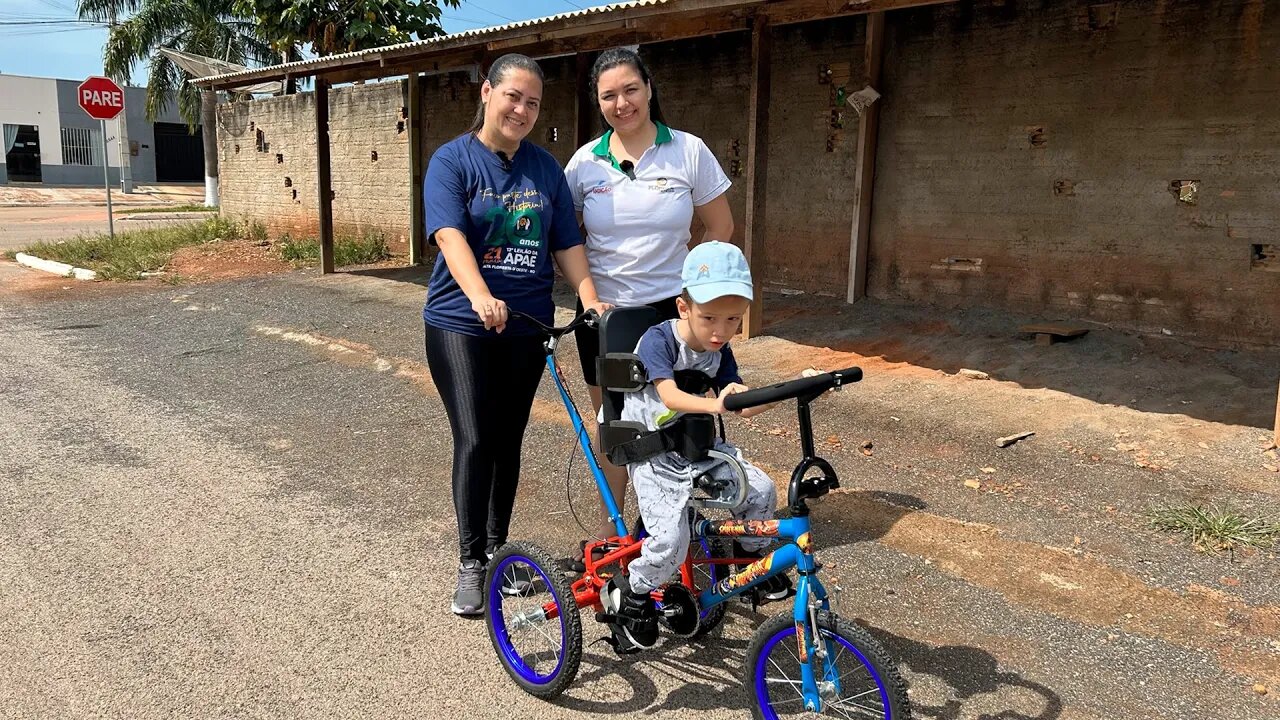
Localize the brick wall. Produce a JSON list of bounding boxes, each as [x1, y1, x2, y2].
[[869, 0, 1280, 347], [218, 81, 412, 244]]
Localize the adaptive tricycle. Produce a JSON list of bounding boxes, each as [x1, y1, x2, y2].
[[486, 306, 912, 719]]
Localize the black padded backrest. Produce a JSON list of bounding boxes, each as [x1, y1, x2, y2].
[[598, 306, 661, 424]]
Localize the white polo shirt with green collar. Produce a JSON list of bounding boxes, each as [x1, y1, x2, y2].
[[564, 123, 731, 306]]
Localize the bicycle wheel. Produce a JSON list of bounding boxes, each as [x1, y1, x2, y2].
[[486, 541, 583, 699], [684, 534, 728, 639], [745, 610, 910, 720]]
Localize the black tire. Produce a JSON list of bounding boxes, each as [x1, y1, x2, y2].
[[485, 541, 583, 699], [745, 610, 911, 720]]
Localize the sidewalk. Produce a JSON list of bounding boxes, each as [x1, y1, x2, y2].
[[0, 183, 205, 207]]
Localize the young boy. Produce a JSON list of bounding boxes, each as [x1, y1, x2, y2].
[[603, 241, 795, 652]]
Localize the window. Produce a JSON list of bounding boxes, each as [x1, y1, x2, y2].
[[61, 126, 102, 166]]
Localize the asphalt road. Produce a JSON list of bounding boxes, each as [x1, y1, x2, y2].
[[1, 262, 1275, 719], [0, 206, 202, 252]]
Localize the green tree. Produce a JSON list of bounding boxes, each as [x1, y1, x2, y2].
[[236, 0, 461, 56], [78, 0, 274, 206]]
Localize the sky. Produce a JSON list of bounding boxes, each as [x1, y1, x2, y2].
[[0, 0, 610, 86]]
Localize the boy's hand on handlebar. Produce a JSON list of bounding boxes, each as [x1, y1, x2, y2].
[[471, 294, 509, 333], [801, 367, 824, 378], [716, 383, 750, 415]]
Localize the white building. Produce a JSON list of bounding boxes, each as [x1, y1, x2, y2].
[[1, 73, 204, 186]]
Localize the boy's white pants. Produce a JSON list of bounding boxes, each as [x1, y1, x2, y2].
[[625, 440, 778, 594]]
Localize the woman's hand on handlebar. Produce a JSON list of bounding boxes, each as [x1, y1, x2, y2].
[[583, 300, 614, 318], [471, 294, 509, 333]]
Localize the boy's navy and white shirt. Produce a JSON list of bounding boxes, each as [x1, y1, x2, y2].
[[564, 124, 731, 306], [621, 320, 742, 431]]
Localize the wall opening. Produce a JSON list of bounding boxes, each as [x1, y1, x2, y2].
[[3, 124, 42, 182]]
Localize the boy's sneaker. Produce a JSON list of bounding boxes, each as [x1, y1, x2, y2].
[[602, 576, 658, 651], [451, 559, 486, 616]]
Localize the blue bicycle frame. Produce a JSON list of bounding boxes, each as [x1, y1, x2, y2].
[[541, 344, 631, 540], [695, 516, 840, 710]]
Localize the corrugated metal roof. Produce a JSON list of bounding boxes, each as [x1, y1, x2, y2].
[[198, 1, 676, 85]]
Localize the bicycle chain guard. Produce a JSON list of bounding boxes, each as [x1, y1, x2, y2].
[[655, 583, 702, 637]]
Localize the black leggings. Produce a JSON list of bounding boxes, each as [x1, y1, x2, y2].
[[424, 323, 547, 563]]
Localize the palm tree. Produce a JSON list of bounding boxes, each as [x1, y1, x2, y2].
[[77, 0, 274, 206]]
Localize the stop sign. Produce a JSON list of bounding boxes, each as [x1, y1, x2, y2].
[[78, 76, 125, 120]]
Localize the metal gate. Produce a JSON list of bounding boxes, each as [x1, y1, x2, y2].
[[153, 122, 203, 182]]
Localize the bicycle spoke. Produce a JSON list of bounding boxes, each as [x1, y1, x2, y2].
[[500, 564, 563, 672], [826, 694, 887, 719], [524, 600, 562, 654], [767, 655, 805, 707]]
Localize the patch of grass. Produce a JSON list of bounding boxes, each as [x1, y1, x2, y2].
[[246, 219, 268, 243], [19, 216, 243, 281], [278, 231, 390, 267], [1150, 504, 1280, 554], [116, 204, 217, 215]]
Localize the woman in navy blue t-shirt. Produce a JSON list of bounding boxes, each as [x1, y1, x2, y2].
[[423, 53, 608, 616]]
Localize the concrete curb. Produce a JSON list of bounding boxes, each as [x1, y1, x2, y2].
[[14, 253, 98, 281]]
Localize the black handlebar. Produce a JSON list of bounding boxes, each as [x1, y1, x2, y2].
[[722, 365, 863, 411], [507, 308, 598, 337]]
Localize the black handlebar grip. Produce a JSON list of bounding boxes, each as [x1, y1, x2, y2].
[[722, 373, 836, 411], [832, 366, 863, 383], [721, 366, 863, 412]]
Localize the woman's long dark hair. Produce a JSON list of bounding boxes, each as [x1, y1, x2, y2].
[[468, 53, 546, 133], [589, 47, 666, 129]]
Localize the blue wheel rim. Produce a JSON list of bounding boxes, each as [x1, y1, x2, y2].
[[488, 554, 567, 686], [753, 622, 893, 719]]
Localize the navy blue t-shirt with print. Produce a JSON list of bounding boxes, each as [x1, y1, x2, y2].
[[423, 133, 583, 336]]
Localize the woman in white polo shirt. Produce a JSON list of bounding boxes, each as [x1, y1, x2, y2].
[[564, 47, 735, 543]]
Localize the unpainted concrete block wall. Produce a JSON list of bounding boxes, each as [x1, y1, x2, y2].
[[640, 33, 751, 258], [763, 17, 866, 293], [218, 81, 411, 243], [215, 0, 1280, 347], [869, 0, 1280, 347]]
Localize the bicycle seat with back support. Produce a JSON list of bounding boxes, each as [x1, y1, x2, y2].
[[594, 306, 749, 510]]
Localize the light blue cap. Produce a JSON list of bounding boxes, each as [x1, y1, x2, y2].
[[682, 241, 754, 304]]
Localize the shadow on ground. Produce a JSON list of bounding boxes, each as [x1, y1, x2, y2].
[[337, 268, 1278, 428], [346, 265, 431, 289], [759, 292, 1277, 430], [872, 627, 1066, 720]]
